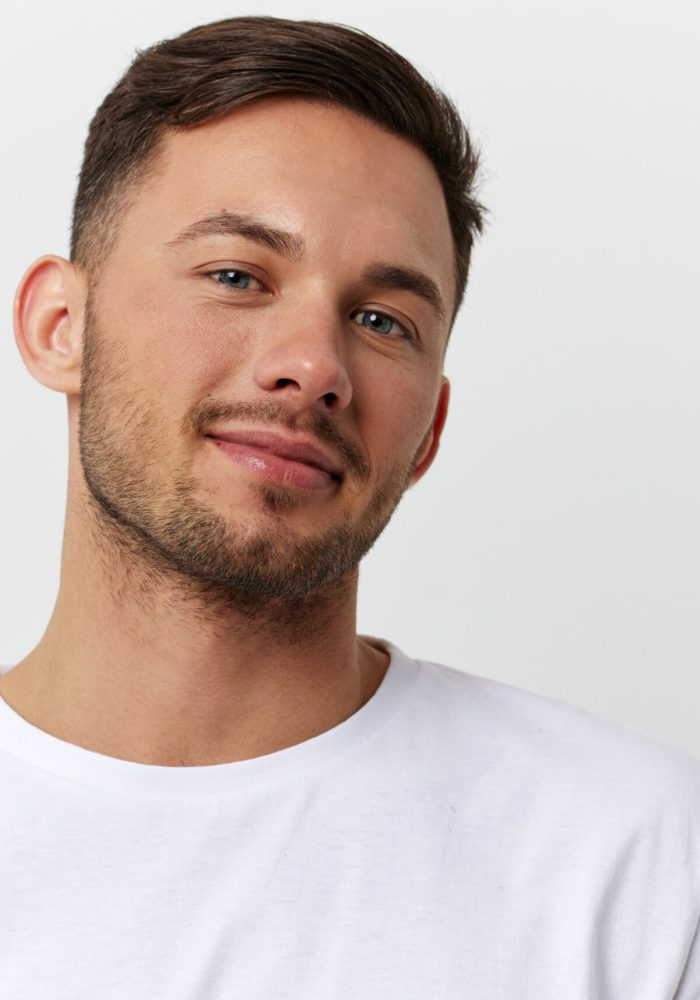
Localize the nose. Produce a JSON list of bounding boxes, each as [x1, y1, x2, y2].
[[251, 303, 353, 413]]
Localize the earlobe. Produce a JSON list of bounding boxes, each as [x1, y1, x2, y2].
[[408, 376, 451, 487], [14, 255, 86, 395]]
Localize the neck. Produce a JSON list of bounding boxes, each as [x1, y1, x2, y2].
[[0, 486, 389, 767]]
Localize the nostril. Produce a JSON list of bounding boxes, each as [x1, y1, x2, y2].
[[322, 391, 338, 408], [275, 378, 299, 389]]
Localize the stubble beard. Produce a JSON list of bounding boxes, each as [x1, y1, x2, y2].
[[76, 302, 424, 615]]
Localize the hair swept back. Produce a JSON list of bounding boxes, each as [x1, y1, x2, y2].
[[71, 15, 486, 320]]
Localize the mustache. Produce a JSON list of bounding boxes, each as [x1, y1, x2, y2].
[[186, 398, 370, 482]]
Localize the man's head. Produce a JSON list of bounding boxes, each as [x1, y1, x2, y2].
[[70, 16, 484, 321], [15, 17, 485, 608]]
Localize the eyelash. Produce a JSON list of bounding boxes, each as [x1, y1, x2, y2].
[[206, 268, 415, 342]]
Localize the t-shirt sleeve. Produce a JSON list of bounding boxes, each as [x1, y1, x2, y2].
[[674, 915, 700, 999]]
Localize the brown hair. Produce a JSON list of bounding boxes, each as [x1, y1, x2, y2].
[[71, 16, 485, 321]]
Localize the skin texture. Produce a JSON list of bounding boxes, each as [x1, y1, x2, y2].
[[1, 97, 454, 765]]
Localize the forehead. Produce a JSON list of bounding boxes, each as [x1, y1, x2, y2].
[[115, 97, 456, 314]]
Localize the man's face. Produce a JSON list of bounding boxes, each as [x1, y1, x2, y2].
[[77, 97, 454, 603]]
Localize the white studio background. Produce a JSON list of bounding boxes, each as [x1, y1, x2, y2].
[[1, 0, 698, 756]]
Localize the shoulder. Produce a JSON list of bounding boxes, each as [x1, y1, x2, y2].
[[396, 647, 700, 825]]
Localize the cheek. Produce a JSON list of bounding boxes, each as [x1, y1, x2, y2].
[[354, 363, 439, 463], [135, 298, 252, 402], [100, 263, 243, 391]]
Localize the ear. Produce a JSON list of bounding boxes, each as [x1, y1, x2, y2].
[[407, 376, 450, 487], [14, 255, 86, 396]]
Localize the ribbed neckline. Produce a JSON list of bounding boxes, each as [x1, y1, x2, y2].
[[0, 639, 418, 799]]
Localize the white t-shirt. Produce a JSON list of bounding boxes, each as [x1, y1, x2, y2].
[[0, 639, 698, 999]]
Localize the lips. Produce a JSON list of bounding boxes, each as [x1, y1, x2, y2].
[[206, 429, 343, 491]]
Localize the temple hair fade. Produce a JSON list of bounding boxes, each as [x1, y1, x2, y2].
[[70, 16, 486, 320]]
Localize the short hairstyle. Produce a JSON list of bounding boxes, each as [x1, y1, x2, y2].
[[70, 16, 486, 321]]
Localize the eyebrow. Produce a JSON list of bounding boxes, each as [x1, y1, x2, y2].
[[164, 212, 305, 260], [165, 212, 446, 324], [360, 263, 446, 325]]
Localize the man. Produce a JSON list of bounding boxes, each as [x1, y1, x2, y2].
[[0, 15, 697, 998]]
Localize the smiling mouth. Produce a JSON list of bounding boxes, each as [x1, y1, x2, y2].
[[206, 435, 342, 492]]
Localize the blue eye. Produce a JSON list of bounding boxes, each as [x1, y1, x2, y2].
[[210, 269, 262, 290], [351, 309, 409, 339]]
